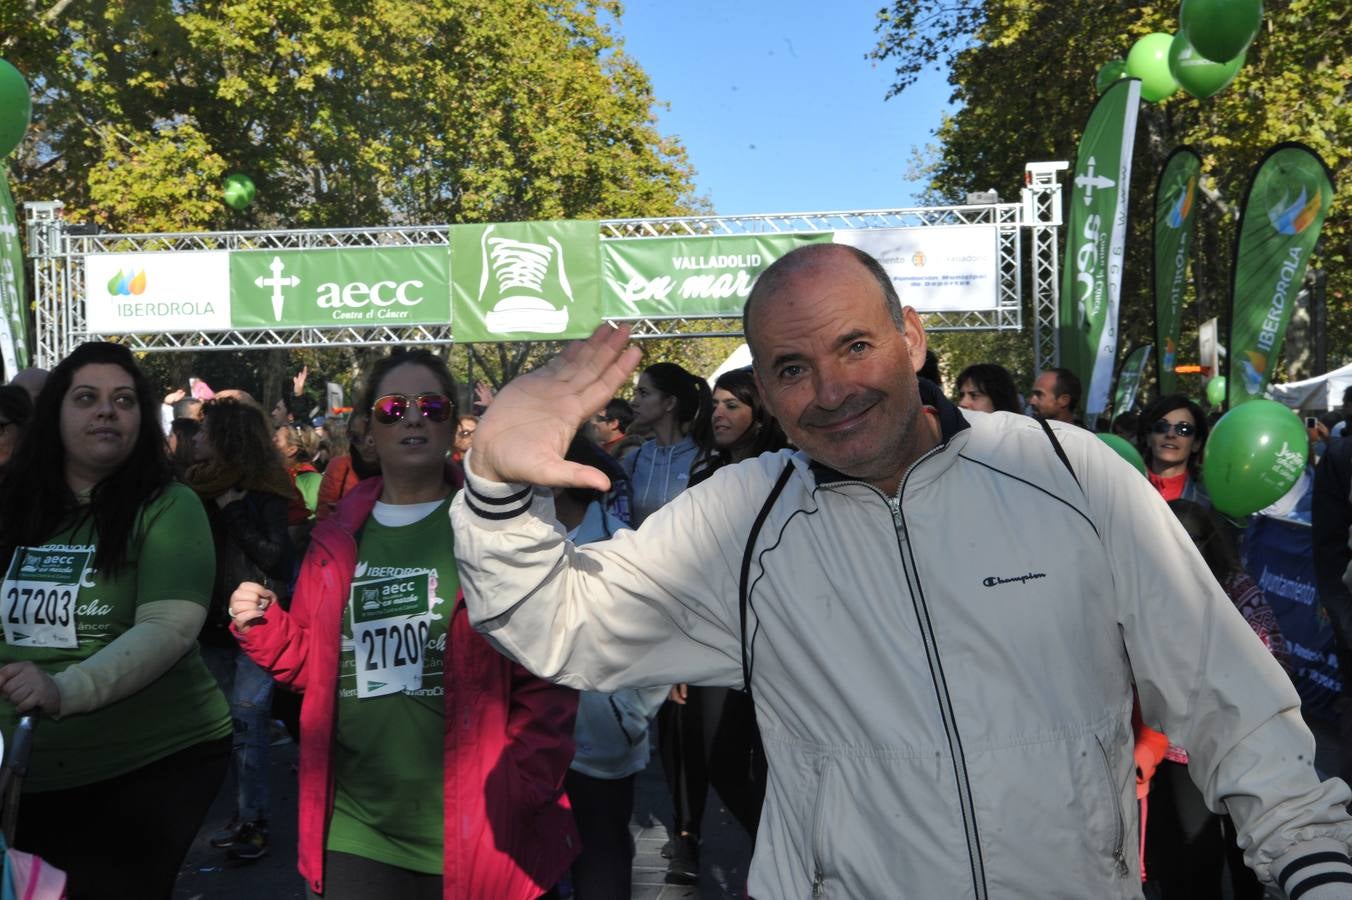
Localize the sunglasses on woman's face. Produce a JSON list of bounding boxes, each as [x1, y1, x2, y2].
[[371, 392, 454, 425], [1151, 419, 1196, 438]]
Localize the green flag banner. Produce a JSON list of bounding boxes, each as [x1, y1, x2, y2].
[[602, 233, 827, 318], [230, 246, 450, 329], [1153, 148, 1202, 397], [0, 168, 29, 375], [1059, 77, 1141, 417], [1113, 343, 1152, 418], [1227, 143, 1335, 407], [450, 220, 601, 341]]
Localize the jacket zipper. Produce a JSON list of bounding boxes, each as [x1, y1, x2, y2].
[[848, 438, 988, 900], [810, 758, 838, 897], [1094, 735, 1130, 877]]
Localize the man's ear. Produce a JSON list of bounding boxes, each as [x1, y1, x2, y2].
[[902, 306, 928, 373]]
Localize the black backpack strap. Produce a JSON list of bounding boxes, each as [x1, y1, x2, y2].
[[738, 462, 795, 699], [1038, 417, 1081, 489]]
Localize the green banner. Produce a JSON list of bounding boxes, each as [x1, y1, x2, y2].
[[1059, 77, 1141, 417], [1152, 148, 1202, 397], [0, 168, 29, 376], [230, 246, 450, 329], [1228, 143, 1335, 407], [450, 220, 600, 342], [601, 233, 829, 318], [1113, 343, 1152, 418]]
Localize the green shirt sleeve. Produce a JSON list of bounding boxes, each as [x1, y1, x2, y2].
[[133, 483, 215, 608]]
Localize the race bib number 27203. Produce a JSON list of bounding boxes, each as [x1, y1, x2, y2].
[[1, 547, 90, 649]]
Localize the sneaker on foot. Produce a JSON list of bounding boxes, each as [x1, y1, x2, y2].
[[227, 820, 270, 861], [208, 816, 241, 849], [665, 833, 699, 885]]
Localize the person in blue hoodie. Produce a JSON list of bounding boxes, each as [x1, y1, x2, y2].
[[622, 363, 710, 527], [558, 436, 669, 899]]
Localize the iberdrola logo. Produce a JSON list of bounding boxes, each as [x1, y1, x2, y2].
[[1166, 177, 1196, 229], [1241, 350, 1267, 396], [1267, 183, 1322, 235], [107, 270, 147, 296], [1162, 337, 1177, 374]]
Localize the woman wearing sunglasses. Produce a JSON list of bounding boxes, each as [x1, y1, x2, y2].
[[228, 350, 579, 900], [1137, 394, 1210, 506]]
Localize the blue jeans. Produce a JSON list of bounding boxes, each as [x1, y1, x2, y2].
[[202, 643, 274, 822]]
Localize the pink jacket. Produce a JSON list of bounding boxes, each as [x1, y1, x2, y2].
[[235, 477, 579, 899]]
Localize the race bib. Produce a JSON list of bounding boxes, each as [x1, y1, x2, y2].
[[348, 572, 433, 699], [1, 547, 88, 649]]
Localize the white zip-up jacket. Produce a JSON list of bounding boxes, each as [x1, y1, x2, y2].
[[451, 394, 1352, 899]]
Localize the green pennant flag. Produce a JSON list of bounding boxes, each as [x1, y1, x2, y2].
[[1227, 143, 1335, 407], [1059, 77, 1141, 418], [1152, 148, 1202, 397], [0, 167, 29, 376], [1113, 343, 1152, 419], [450, 220, 602, 342]]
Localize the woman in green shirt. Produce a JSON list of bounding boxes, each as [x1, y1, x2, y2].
[[0, 341, 231, 900]]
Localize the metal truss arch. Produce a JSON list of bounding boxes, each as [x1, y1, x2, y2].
[[27, 166, 1065, 368]]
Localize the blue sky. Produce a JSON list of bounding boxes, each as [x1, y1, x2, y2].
[[613, 1, 957, 216]]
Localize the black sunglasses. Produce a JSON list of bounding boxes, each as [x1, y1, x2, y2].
[[371, 392, 454, 425], [1151, 419, 1196, 438]]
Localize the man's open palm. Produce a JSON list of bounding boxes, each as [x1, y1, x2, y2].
[[469, 324, 641, 489]]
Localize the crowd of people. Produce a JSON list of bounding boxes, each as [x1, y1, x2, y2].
[[0, 243, 1351, 899]]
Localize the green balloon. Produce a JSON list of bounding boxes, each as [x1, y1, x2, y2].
[[1205, 375, 1227, 406], [1096, 59, 1128, 94], [0, 59, 32, 158], [1126, 33, 1180, 102], [1202, 398, 1308, 517], [1169, 32, 1245, 99], [223, 173, 257, 210], [1097, 433, 1147, 476], [1180, 0, 1262, 64]]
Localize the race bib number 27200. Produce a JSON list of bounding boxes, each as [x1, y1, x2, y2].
[[1, 547, 89, 649], [348, 572, 432, 699]]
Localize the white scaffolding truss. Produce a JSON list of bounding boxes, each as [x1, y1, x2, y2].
[[26, 163, 1065, 369]]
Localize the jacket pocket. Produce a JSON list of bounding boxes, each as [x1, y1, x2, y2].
[[1094, 734, 1130, 878], [810, 758, 840, 897]]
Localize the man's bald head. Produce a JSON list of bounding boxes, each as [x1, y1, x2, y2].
[[9, 367, 48, 402], [743, 244, 905, 356]]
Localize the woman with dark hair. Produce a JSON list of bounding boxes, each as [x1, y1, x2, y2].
[[1139, 499, 1286, 899], [0, 341, 231, 899], [316, 412, 381, 521], [1138, 394, 1210, 505], [663, 367, 787, 884], [186, 397, 296, 862], [690, 368, 786, 481], [0, 382, 34, 472], [623, 362, 711, 527], [229, 349, 579, 900], [953, 363, 1022, 414]]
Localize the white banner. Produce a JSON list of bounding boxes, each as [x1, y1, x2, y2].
[[833, 225, 1000, 312], [84, 251, 231, 334]]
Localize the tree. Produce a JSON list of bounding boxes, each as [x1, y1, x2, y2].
[[3, 0, 700, 397], [874, 0, 1350, 397]]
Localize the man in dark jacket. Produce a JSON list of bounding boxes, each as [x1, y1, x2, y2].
[[1312, 436, 1352, 789]]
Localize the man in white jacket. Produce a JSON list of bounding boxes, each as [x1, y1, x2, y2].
[[451, 243, 1352, 899]]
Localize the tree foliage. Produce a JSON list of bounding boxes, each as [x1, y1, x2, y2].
[[875, 0, 1350, 399], [2, 0, 703, 399]]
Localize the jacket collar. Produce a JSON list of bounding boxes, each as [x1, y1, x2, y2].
[[327, 476, 385, 537], [807, 378, 970, 487]]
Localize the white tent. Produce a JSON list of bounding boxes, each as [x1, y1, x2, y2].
[[707, 342, 752, 386], [1267, 362, 1352, 412]]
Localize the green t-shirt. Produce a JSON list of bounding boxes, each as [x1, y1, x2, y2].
[[327, 497, 458, 874], [296, 469, 322, 515], [0, 482, 231, 791]]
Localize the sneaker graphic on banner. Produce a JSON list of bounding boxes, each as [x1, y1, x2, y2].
[[480, 225, 573, 334]]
